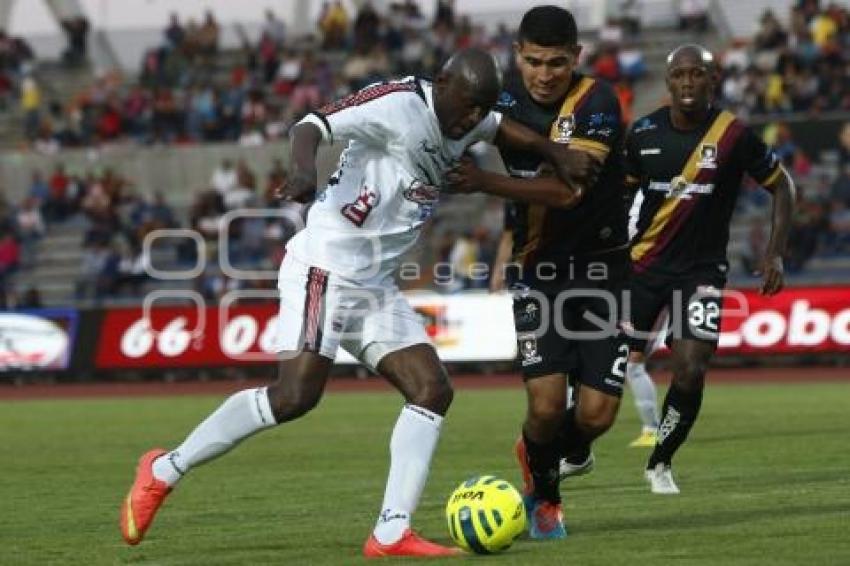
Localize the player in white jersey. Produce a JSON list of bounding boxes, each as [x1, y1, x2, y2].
[[119, 49, 599, 558], [624, 190, 663, 447]]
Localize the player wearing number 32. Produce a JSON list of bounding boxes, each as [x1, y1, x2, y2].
[[118, 48, 599, 557], [622, 45, 795, 494]]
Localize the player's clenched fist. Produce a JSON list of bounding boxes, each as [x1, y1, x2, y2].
[[544, 142, 601, 189], [757, 254, 785, 296], [445, 157, 484, 194], [276, 168, 317, 203]]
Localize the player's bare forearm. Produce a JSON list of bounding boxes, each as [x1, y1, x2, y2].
[[495, 117, 599, 192], [760, 168, 796, 295], [284, 122, 322, 201], [495, 117, 550, 155], [463, 167, 582, 208], [489, 230, 514, 293], [765, 170, 795, 260]]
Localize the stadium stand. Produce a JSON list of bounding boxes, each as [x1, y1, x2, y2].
[[0, 0, 849, 308]]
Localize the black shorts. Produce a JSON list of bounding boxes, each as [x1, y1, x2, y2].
[[511, 251, 629, 398], [623, 263, 727, 353]]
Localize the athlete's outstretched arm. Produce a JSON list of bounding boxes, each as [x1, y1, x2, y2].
[[446, 156, 583, 208], [759, 167, 796, 296], [489, 230, 513, 293], [278, 122, 322, 202], [494, 116, 600, 191]]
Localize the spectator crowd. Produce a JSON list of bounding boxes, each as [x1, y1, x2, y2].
[[2, 1, 850, 307], [13, 1, 648, 151], [718, 1, 850, 118]]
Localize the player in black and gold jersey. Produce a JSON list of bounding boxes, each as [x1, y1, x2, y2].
[[446, 6, 629, 538], [623, 45, 795, 494]]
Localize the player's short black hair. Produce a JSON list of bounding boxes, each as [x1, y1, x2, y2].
[[517, 5, 578, 47]]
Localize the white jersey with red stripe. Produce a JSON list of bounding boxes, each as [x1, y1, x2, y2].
[[287, 77, 502, 281]]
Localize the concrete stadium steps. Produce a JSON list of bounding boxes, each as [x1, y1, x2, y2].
[[13, 221, 86, 304], [715, 0, 796, 39], [12, 216, 183, 307], [805, 255, 850, 272], [0, 110, 26, 150], [35, 61, 98, 105], [0, 61, 96, 149]]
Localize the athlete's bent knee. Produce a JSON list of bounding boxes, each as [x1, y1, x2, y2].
[[528, 396, 565, 429], [410, 378, 454, 415], [266, 385, 323, 422], [577, 405, 617, 437], [673, 358, 707, 393]]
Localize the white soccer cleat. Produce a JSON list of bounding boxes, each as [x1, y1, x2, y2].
[[558, 452, 595, 481], [644, 463, 680, 495]]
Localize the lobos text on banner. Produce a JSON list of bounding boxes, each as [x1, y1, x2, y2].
[[716, 286, 850, 354]]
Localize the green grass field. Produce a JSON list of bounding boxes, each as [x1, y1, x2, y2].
[[3, 381, 850, 565]]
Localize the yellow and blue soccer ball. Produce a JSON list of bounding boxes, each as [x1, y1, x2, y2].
[[445, 475, 527, 554]]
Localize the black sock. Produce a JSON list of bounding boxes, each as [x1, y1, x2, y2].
[[648, 383, 703, 469], [523, 431, 561, 503], [559, 407, 591, 464]]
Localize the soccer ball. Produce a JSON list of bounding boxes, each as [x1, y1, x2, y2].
[[445, 475, 527, 554]]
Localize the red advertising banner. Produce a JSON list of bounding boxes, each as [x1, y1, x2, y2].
[[94, 304, 280, 369], [716, 287, 850, 354], [93, 287, 850, 369]]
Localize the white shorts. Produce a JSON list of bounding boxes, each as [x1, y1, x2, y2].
[[275, 253, 431, 370]]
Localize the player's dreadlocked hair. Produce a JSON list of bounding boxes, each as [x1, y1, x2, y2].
[[517, 5, 578, 47]]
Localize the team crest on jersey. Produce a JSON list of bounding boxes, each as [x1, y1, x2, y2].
[[518, 333, 542, 366], [553, 114, 576, 143], [515, 301, 539, 328], [341, 186, 380, 227], [403, 180, 439, 205], [403, 180, 439, 221], [698, 143, 718, 169]]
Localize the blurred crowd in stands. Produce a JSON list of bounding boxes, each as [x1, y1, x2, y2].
[[0, 28, 35, 132], [0, 154, 305, 307], [710, 1, 850, 278], [718, 1, 850, 117], [9, 0, 645, 151], [3, 113, 849, 307], [2, 0, 850, 307]]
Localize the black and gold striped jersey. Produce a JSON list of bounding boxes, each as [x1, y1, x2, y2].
[[497, 72, 628, 285], [624, 106, 782, 275]]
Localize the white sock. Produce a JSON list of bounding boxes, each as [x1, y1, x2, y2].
[[152, 387, 277, 486], [372, 404, 443, 545], [626, 362, 659, 430]]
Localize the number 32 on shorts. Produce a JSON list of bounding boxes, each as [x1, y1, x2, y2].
[[687, 293, 721, 338]]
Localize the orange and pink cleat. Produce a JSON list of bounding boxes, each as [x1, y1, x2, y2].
[[120, 448, 172, 545], [363, 529, 463, 558]]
